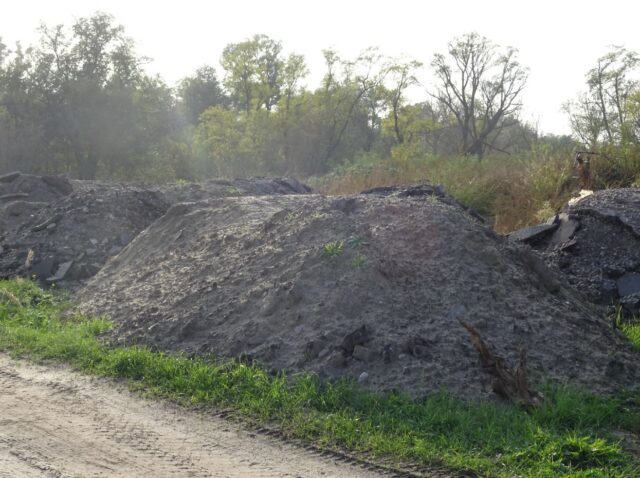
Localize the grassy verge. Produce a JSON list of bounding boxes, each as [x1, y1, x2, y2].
[[1, 278, 639, 477]]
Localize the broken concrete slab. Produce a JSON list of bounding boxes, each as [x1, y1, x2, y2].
[[46, 261, 73, 283], [548, 214, 579, 247], [508, 223, 558, 244]]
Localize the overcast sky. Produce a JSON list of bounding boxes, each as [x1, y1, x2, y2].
[[2, 0, 639, 135]]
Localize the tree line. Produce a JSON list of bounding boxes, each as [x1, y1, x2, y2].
[[0, 13, 638, 181]]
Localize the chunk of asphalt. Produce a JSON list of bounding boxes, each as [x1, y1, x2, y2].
[[617, 273, 640, 297]]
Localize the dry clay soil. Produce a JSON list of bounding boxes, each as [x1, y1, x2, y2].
[[0, 354, 421, 478]]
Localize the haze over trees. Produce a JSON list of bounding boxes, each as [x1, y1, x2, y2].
[[0, 12, 639, 183]]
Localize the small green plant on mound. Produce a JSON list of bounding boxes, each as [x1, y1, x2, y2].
[[347, 235, 368, 248], [224, 186, 242, 196], [322, 240, 345, 257], [351, 254, 367, 268], [1, 278, 639, 478]]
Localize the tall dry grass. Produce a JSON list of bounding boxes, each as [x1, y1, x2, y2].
[[310, 151, 577, 233]]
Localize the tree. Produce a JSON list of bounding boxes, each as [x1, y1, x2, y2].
[[220, 34, 284, 112], [386, 59, 422, 144], [319, 48, 388, 165], [565, 47, 639, 146], [177, 66, 228, 124], [431, 33, 528, 158]]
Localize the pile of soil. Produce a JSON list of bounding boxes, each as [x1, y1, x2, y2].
[[0, 173, 310, 287], [76, 185, 640, 399], [509, 188, 640, 316]]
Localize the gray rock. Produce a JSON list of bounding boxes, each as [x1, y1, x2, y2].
[[108, 246, 122, 256], [447, 303, 468, 320], [303, 340, 324, 359], [617, 273, 640, 297], [509, 223, 558, 244], [599, 279, 618, 303], [90, 238, 98, 246], [46, 223, 57, 231], [86, 248, 97, 256], [317, 347, 331, 360], [352, 345, 374, 362], [357, 372, 369, 384], [620, 294, 640, 315], [119, 232, 132, 246], [31, 214, 61, 232], [68, 263, 101, 280], [46, 261, 73, 282], [340, 324, 371, 355], [327, 351, 347, 368]]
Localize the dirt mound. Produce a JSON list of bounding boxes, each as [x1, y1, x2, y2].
[[509, 188, 640, 316], [159, 177, 311, 204], [0, 175, 311, 287], [76, 187, 640, 399]]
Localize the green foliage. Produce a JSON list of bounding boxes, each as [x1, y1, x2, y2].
[[177, 66, 228, 124], [0, 279, 639, 477], [321, 240, 345, 257]]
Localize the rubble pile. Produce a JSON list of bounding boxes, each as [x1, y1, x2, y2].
[[0, 173, 310, 287], [509, 188, 640, 315]]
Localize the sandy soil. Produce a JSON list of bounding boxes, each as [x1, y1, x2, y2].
[[0, 354, 396, 478]]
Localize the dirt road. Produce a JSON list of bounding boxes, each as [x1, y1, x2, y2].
[[0, 355, 391, 478]]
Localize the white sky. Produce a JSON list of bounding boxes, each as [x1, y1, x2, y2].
[[2, 0, 639, 135]]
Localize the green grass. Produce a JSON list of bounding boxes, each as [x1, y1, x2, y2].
[[1, 278, 639, 477]]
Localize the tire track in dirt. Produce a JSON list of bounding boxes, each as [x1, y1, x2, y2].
[[0, 355, 434, 477]]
